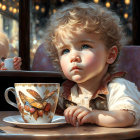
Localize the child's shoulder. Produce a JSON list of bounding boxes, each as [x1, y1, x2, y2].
[[108, 77, 139, 93], [110, 78, 136, 86]]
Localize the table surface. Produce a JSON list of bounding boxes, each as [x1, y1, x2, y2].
[[0, 111, 140, 140]]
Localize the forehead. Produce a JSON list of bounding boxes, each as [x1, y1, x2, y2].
[[54, 25, 101, 48]]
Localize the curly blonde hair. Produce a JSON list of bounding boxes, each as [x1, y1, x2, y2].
[[44, 2, 126, 74]]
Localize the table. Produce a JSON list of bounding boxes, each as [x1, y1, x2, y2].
[[0, 111, 140, 140], [0, 70, 63, 111]]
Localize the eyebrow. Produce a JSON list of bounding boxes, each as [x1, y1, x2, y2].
[[79, 39, 96, 44]]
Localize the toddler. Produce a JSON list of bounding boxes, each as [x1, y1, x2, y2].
[[44, 2, 140, 127], [0, 32, 21, 70]]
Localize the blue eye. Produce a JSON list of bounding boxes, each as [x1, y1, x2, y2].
[[62, 49, 70, 55], [81, 44, 91, 49]]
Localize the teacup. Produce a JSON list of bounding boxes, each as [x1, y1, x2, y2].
[[4, 83, 60, 123], [4, 58, 14, 70]]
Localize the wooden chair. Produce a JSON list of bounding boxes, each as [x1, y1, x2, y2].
[[32, 43, 56, 71], [117, 46, 140, 91]]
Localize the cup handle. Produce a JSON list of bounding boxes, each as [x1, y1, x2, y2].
[[4, 87, 18, 109]]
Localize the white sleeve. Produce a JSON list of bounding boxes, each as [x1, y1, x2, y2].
[[107, 78, 140, 125]]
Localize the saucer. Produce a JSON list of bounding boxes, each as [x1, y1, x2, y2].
[[3, 115, 66, 128]]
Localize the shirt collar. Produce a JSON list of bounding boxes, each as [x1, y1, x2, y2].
[[62, 71, 126, 101]]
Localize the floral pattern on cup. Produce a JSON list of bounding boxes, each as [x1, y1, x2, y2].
[[17, 89, 57, 122], [5, 83, 60, 123]]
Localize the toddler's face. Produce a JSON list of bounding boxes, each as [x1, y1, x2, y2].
[[0, 45, 8, 61], [56, 30, 110, 83]]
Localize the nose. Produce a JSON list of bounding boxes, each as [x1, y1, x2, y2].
[[70, 53, 81, 63]]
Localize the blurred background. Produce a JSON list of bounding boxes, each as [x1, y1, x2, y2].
[[0, 0, 133, 69]]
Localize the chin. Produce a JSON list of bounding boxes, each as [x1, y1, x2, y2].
[[71, 75, 86, 83]]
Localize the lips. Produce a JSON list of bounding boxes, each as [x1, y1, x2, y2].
[[71, 66, 82, 71]]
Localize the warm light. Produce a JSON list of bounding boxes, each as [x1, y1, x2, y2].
[[124, 0, 130, 5], [17, 2, 19, 6], [93, 0, 99, 4], [0, 3, 2, 9], [35, 5, 40, 11], [53, 9, 56, 13], [105, 2, 111, 8], [124, 13, 128, 19], [13, 8, 17, 14], [41, 7, 45, 13], [60, 0, 65, 2], [2, 5, 6, 11], [9, 7, 13, 12]]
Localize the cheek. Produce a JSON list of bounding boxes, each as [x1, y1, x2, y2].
[[84, 55, 94, 64], [83, 51, 106, 68], [83, 52, 96, 67], [60, 57, 70, 77]]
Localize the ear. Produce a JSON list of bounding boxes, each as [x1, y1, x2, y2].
[[106, 46, 118, 64]]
